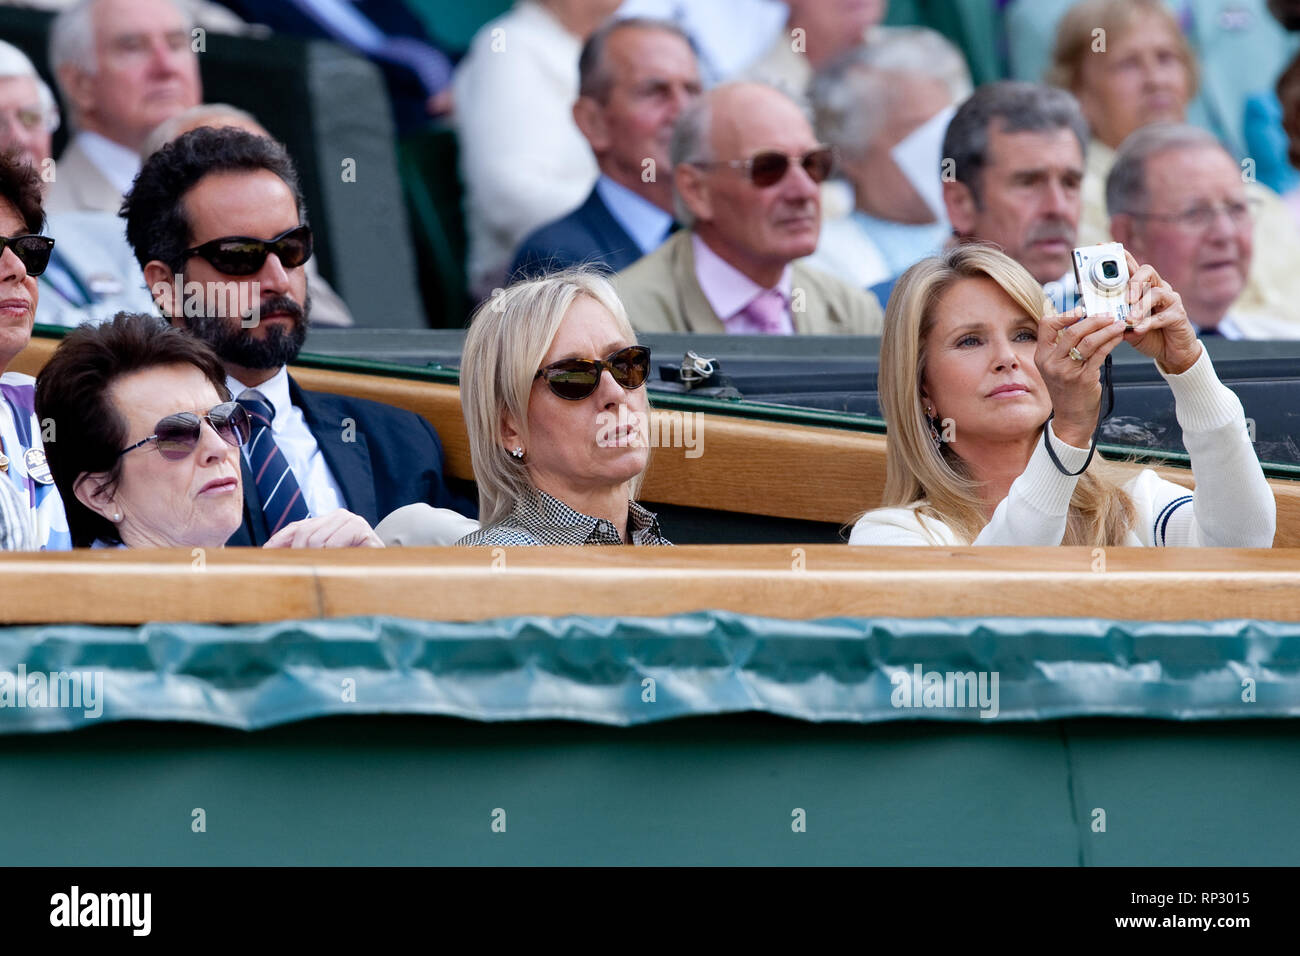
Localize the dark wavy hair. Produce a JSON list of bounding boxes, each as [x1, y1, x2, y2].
[[0, 148, 45, 234], [120, 126, 307, 272], [35, 311, 232, 547]]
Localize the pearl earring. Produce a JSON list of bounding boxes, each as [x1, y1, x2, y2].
[[112, 512, 122, 522]]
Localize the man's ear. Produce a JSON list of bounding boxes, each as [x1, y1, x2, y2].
[[143, 260, 184, 327], [73, 471, 117, 523], [573, 96, 610, 154], [57, 65, 97, 123], [943, 180, 977, 237], [1109, 213, 1138, 253], [675, 163, 711, 224]]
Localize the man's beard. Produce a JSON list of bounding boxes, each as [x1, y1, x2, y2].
[[182, 293, 311, 370]]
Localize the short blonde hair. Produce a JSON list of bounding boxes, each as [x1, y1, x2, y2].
[[460, 268, 642, 527], [1046, 0, 1198, 99], [876, 244, 1135, 546]]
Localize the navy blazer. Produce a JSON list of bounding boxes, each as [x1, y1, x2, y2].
[[509, 186, 645, 281], [226, 375, 474, 546]]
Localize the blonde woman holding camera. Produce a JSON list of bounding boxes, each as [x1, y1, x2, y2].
[[849, 244, 1275, 547]]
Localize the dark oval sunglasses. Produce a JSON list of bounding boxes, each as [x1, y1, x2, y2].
[[535, 345, 651, 401], [0, 234, 55, 277], [117, 401, 252, 461], [183, 224, 313, 276], [695, 145, 835, 188]]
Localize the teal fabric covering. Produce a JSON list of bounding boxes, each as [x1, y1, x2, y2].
[[1, 612, 1297, 733]]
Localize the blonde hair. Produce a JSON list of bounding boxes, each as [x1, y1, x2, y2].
[[460, 268, 644, 528], [1046, 0, 1198, 99], [876, 244, 1135, 546]]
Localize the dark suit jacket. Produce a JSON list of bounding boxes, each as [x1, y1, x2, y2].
[[509, 186, 645, 281], [226, 375, 474, 546]]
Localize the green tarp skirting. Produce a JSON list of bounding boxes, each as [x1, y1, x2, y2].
[[0, 612, 1297, 733]]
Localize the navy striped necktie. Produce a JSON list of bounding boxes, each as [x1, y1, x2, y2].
[[236, 389, 310, 535]]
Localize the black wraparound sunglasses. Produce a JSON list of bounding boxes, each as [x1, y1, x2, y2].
[[535, 345, 651, 401], [183, 224, 313, 276], [0, 234, 55, 277], [117, 402, 251, 460]]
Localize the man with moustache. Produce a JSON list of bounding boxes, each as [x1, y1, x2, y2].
[[122, 127, 473, 546], [614, 82, 882, 335], [941, 82, 1089, 313]]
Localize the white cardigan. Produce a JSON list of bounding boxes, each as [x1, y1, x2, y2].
[[849, 347, 1276, 547]]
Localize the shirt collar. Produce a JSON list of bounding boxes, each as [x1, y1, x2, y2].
[[1214, 314, 1244, 339], [75, 130, 142, 197], [691, 232, 793, 320], [594, 175, 673, 255], [228, 366, 291, 430], [512, 489, 666, 545]]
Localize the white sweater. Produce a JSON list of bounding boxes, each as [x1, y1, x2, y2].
[[849, 347, 1277, 547]]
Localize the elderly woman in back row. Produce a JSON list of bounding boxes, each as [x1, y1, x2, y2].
[[456, 269, 669, 546]]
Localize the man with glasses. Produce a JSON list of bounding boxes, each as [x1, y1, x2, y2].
[[121, 126, 474, 546], [614, 82, 883, 335], [1108, 123, 1300, 339]]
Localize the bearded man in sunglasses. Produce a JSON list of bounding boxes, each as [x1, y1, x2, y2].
[[122, 127, 475, 547], [614, 82, 883, 336]]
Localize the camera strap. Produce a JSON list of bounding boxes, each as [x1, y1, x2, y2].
[[1042, 353, 1116, 477]]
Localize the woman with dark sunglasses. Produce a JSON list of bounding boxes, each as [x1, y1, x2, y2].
[[454, 268, 671, 546], [36, 312, 383, 549], [0, 151, 69, 550]]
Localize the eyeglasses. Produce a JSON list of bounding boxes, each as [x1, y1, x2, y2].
[[0, 234, 55, 277], [0, 106, 50, 133], [535, 345, 651, 401], [183, 224, 312, 276], [1130, 198, 1261, 231], [117, 401, 251, 460], [693, 145, 835, 187]]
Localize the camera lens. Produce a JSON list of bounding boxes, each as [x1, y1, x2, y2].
[[1102, 259, 1119, 280]]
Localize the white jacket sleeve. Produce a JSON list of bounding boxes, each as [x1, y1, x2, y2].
[[1142, 347, 1275, 547]]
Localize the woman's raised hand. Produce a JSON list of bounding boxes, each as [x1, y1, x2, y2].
[[1120, 250, 1202, 375], [1035, 306, 1126, 447]]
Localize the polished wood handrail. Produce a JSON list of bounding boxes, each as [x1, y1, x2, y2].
[[1, 545, 1297, 624]]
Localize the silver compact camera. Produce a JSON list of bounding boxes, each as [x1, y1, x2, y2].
[[1072, 242, 1132, 328]]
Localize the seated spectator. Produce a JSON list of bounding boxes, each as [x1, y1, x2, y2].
[[743, 0, 885, 98], [216, 0, 455, 131], [454, 0, 622, 299], [46, 0, 202, 214], [0, 152, 70, 550], [848, 244, 1275, 547], [509, 17, 701, 281], [121, 127, 472, 546], [941, 82, 1088, 313], [614, 82, 883, 335], [805, 28, 970, 290], [0, 40, 156, 327], [36, 312, 383, 548], [1108, 124, 1300, 338], [143, 104, 354, 328], [1047, 0, 1300, 325], [1276, 49, 1300, 229], [455, 268, 669, 546], [615, 0, 787, 85]]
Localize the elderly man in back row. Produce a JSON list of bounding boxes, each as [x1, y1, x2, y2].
[[614, 82, 882, 335], [1108, 123, 1300, 339]]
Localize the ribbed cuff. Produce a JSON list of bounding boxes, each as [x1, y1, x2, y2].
[[1159, 346, 1244, 432], [1016, 423, 1090, 515]]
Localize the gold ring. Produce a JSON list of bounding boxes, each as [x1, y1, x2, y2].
[[1068, 347, 1084, 362]]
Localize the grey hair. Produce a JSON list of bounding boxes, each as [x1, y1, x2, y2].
[[943, 81, 1089, 206], [140, 102, 261, 158], [810, 28, 971, 161], [578, 16, 693, 102], [49, 0, 195, 127], [0, 40, 60, 134], [1105, 122, 1223, 216]]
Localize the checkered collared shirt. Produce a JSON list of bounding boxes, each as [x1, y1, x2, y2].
[[456, 489, 671, 547]]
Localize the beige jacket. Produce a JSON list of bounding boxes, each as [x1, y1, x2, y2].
[[613, 230, 883, 335]]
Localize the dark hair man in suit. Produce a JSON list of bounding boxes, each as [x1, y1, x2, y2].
[[122, 126, 472, 545], [509, 17, 701, 281]]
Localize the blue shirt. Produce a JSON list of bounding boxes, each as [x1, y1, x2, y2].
[[0, 373, 71, 551], [594, 176, 674, 256], [850, 210, 949, 279]]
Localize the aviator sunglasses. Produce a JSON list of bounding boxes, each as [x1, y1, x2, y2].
[[535, 345, 652, 401], [0, 234, 55, 277], [183, 224, 313, 276], [117, 401, 252, 461], [694, 145, 835, 187]]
